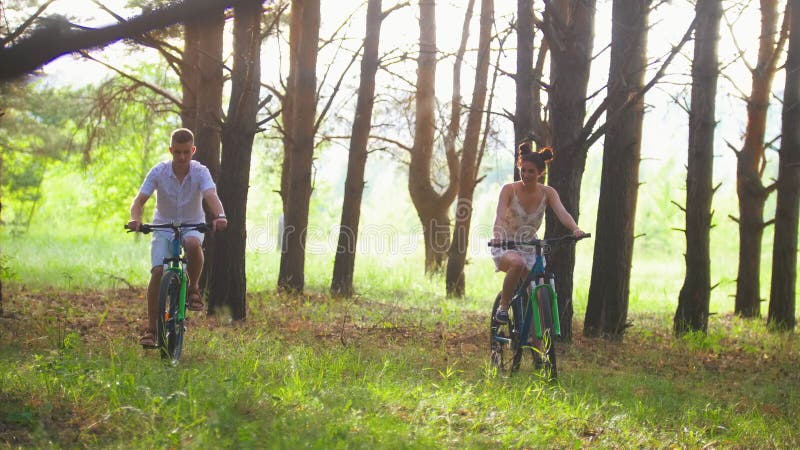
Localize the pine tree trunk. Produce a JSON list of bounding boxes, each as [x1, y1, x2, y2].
[[330, 0, 383, 297], [544, 0, 596, 341], [445, 0, 493, 297], [767, 0, 800, 331], [674, 0, 722, 336], [208, 0, 262, 320], [186, 10, 225, 295], [409, 0, 459, 273], [181, 20, 199, 131], [193, 10, 225, 178], [514, 0, 534, 175], [278, 0, 320, 292], [586, 0, 650, 339], [279, 0, 302, 217], [734, 0, 781, 318]]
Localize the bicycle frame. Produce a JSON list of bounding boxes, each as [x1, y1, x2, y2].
[[514, 247, 560, 342], [135, 222, 208, 323]]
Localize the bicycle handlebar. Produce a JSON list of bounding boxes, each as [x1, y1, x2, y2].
[[488, 233, 591, 249], [125, 222, 210, 234]]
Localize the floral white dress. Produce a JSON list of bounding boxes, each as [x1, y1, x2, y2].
[[491, 189, 546, 270]]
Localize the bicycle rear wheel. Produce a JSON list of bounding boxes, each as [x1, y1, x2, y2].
[[536, 288, 558, 380], [157, 270, 185, 362], [490, 293, 524, 373]]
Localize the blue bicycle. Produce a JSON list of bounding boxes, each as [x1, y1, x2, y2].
[[488, 234, 590, 379], [127, 222, 208, 362]]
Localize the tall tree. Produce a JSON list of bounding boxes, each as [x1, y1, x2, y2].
[[181, 19, 200, 131], [208, 0, 263, 320], [514, 0, 534, 180], [278, 0, 321, 292], [180, 10, 226, 294], [445, 0, 493, 296], [767, 0, 800, 332], [278, 0, 302, 217], [734, 0, 787, 317], [330, 0, 385, 296], [514, 0, 550, 176], [674, 0, 722, 336], [584, 0, 650, 339], [541, 0, 596, 340], [442, 0, 474, 202], [408, 0, 459, 273]]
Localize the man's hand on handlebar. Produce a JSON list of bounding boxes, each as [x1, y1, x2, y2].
[[212, 217, 228, 232]]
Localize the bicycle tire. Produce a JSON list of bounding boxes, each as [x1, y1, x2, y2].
[[157, 270, 184, 362], [537, 287, 558, 380], [490, 292, 524, 373]]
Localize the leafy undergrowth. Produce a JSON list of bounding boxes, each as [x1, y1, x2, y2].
[[1, 286, 798, 448]]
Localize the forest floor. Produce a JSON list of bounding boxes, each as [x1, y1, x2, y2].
[[1, 286, 799, 448]]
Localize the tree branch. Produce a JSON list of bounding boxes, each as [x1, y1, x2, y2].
[[0, 0, 57, 47], [583, 17, 697, 150], [78, 50, 183, 108], [314, 43, 363, 135], [0, 0, 264, 81]]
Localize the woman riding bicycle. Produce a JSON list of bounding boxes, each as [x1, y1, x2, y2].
[[490, 142, 586, 323]]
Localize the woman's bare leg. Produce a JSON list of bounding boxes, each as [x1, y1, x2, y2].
[[496, 253, 528, 310]]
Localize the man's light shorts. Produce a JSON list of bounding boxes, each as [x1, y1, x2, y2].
[[150, 230, 204, 269]]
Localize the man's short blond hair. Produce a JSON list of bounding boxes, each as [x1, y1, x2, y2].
[[170, 128, 194, 146]]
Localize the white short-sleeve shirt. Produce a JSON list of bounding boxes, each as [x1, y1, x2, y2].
[[140, 160, 216, 224]]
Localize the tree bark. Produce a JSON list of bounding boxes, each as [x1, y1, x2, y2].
[[543, 0, 596, 341], [585, 0, 649, 340], [279, 0, 303, 216], [734, 0, 783, 318], [181, 20, 200, 132], [445, 0, 493, 297], [208, 0, 262, 320], [192, 11, 225, 178], [408, 0, 459, 273], [767, 0, 800, 332], [442, 0, 474, 192], [180, 10, 226, 294], [330, 0, 384, 297], [674, 0, 722, 336], [278, 0, 320, 292], [514, 0, 534, 180]]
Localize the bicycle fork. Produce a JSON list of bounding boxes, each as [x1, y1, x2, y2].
[[163, 264, 188, 324]]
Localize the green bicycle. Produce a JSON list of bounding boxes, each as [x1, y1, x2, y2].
[[127, 222, 208, 362], [488, 234, 590, 379]]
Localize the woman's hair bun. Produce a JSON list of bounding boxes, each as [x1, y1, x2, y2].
[[539, 146, 554, 162], [518, 141, 533, 156]]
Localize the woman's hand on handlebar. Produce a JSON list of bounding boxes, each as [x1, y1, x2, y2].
[[572, 228, 588, 238], [125, 220, 141, 232]]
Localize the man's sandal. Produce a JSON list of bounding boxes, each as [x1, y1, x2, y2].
[[187, 287, 204, 311], [139, 332, 158, 349]]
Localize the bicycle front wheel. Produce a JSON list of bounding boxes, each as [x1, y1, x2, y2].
[[490, 293, 524, 373], [157, 270, 185, 362], [537, 287, 558, 380]]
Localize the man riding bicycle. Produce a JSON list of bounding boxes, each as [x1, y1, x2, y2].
[[126, 128, 227, 348]]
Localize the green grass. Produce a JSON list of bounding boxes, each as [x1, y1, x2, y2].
[[1, 286, 799, 448], [4, 225, 788, 318], [2, 230, 800, 448]]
